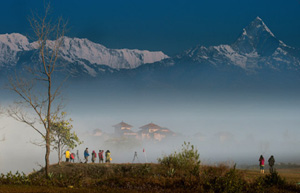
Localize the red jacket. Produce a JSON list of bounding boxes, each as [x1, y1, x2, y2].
[[259, 158, 265, 166], [98, 152, 103, 159]]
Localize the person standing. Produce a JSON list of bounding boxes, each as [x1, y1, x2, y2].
[[105, 150, 111, 163], [98, 150, 104, 163], [259, 155, 265, 174], [91, 150, 97, 163], [70, 153, 75, 163], [65, 149, 70, 162], [268, 155, 275, 173], [84, 148, 90, 163]]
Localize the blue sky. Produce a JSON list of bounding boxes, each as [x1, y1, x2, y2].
[[0, 0, 300, 55]]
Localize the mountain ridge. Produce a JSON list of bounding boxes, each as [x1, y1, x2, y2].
[[0, 17, 300, 80], [0, 33, 169, 76], [176, 16, 300, 72]]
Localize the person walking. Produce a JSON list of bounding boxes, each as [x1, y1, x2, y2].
[[84, 148, 90, 163], [98, 150, 104, 163], [259, 155, 265, 174], [91, 150, 97, 163], [65, 149, 70, 162], [268, 155, 275, 173], [105, 150, 111, 163]]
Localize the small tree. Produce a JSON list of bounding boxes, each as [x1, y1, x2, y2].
[[158, 142, 201, 176], [51, 112, 82, 164]]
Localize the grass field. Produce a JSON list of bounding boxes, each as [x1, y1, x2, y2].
[[242, 168, 300, 184], [1, 163, 300, 192]]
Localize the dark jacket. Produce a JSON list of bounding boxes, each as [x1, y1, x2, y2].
[[268, 156, 275, 166]]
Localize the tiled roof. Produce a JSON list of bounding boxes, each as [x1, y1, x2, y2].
[[139, 123, 161, 130], [113, 121, 133, 128]]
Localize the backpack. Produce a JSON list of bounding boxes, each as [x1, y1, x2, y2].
[[70, 153, 75, 159]]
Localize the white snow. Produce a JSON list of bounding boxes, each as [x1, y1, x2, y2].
[[0, 33, 30, 51], [0, 33, 31, 66], [49, 36, 169, 70], [0, 33, 169, 76]]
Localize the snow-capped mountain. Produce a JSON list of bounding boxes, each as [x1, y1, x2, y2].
[[0, 33, 169, 76], [177, 17, 300, 71], [58, 37, 168, 69], [0, 33, 31, 68], [1, 16, 300, 82]]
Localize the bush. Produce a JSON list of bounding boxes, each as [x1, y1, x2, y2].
[[158, 142, 200, 177], [0, 171, 30, 185], [199, 164, 249, 192], [263, 171, 286, 186], [213, 165, 247, 193]]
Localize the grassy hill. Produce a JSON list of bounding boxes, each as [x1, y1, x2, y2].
[[1, 162, 300, 193]]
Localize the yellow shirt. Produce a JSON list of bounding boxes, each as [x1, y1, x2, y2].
[[66, 151, 70, 159]]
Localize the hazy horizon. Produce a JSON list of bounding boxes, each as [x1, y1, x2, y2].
[[1, 85, 300, 174]]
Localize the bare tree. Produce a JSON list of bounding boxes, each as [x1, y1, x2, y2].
[[7, 4, 66, 178]]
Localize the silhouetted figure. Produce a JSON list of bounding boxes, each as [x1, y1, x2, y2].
[[268, 155, 275, 173], [132, 151, 139, 163], [76, 150, 81, 163], [259, 155, 265, 174], [84, 148, 90, 163]]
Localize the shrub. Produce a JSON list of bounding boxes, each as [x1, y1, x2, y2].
[[0, 171, 32, 185], [263, 171, 286, 186], [213, 165, 247, 193], [158, 142, 200, 177]]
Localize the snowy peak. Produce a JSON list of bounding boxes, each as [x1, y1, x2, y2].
[[0, 33, 30, 51], [232, 17, 280, 56], [252, 16, 275, 37], [0, 33, 32, 67], [57, 36, 169, 69], [0, 33, 169, 74], [178, 16, 300, 71]]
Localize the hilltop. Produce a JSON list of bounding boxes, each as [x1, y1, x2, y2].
[[0, 162, 299, 192]]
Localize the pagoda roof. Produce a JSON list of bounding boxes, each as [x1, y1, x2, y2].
[[113, 121, 133, 128], [139, 123, 161, 130]]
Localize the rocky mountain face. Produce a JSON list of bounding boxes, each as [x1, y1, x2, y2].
[[176, 17, 300, 71], [0, 33, 169, 77]]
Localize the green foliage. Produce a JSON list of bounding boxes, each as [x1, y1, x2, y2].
[[213, 165, 247, 193], [0, 171, 30, 185], [263, 171, 286, 186], [158, 141, 200, 176], [51, 112, 82, 161]]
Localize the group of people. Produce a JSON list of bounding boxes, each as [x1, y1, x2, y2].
[[65, 149, 76, 163], [84, 148, 111, 163], [259, 155, 275, 174]]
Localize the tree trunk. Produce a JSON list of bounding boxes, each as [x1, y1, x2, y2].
[[45, 75, 52, 178], [45, 131, 50, 178], [58, 140, 61, 164]]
